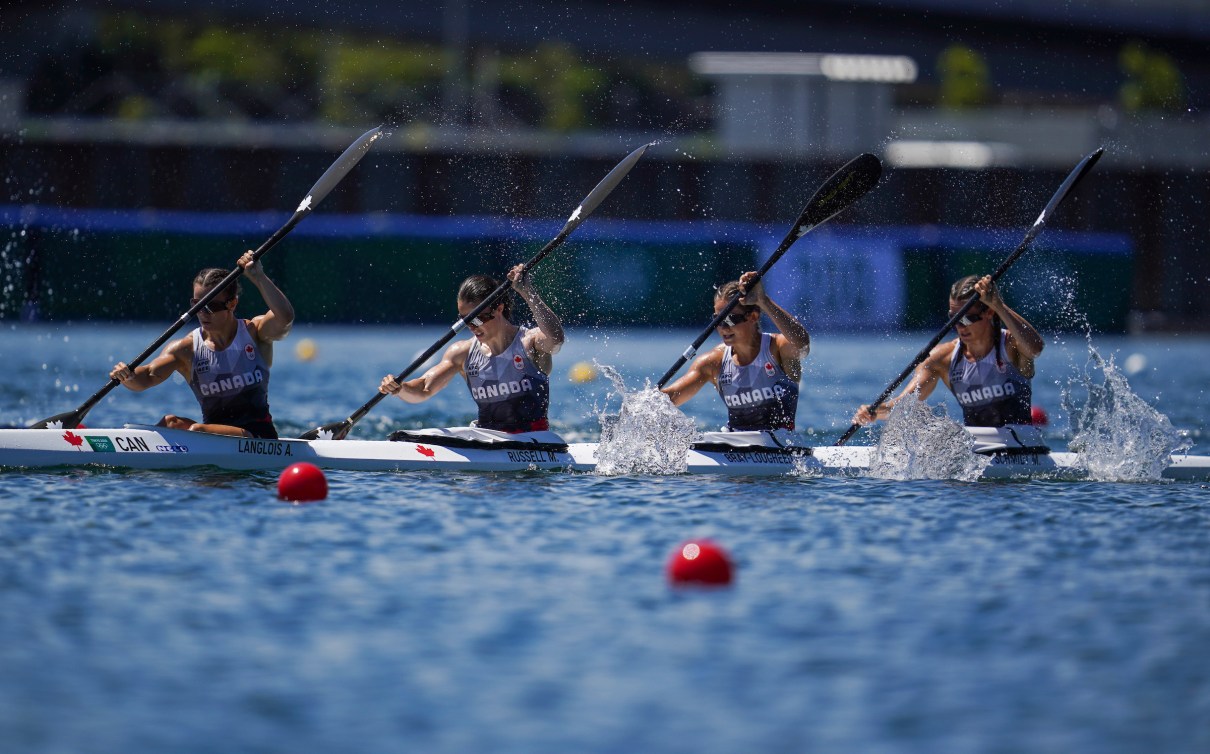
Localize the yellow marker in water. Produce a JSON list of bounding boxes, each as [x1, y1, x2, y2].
[[295, 338, 318, 362], [569, 361, 598, 384]]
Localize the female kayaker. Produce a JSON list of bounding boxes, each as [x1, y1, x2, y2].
[[852, 274, 1045, 428], [378, 265, 564, 433], [661, 271, 809, 431], [109, 251, 295, 439]]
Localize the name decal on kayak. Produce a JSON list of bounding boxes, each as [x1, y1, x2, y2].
[[989, 452, 1043, 465], [721, 451, 794, 464], [112, 436, 152, 452], [506, 449, 558, 463], [238, 439, 294, 456]]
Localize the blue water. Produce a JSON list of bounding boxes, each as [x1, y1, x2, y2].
[[2, 323, 1209, 753]]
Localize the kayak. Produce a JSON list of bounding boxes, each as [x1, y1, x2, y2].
[[2, 425, 1208, 481]]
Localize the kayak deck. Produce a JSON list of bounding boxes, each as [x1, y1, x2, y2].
[[2, 425, 1207, 481]]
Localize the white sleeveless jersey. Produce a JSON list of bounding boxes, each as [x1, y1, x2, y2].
[[186, 320, 274, 435], [463, 326, 550, 432], [715, 333, 799, 431], [948, 330, 1032, 427]]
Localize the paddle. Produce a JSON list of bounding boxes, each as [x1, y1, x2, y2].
[[655, 152, 883, 389], [300, 141, 652, 441], [30, 125, 387, 430], [834, 147, 1105, 446]]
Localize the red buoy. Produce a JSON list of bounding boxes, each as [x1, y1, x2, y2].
[[667, 539, 733, 586], [1030, 405, 1049, 426], [277, 462, 328, 502]]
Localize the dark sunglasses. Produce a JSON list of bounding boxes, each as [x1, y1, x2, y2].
[[466, 310, 496, 327], [191, 297, 233, 314], [718, 309, 754, 328], [952, 305, 987, 328]]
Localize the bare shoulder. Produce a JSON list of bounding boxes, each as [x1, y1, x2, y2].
[[160, 334, 194, 372], [926, 340, 958, 370], [244, 316, 272, 343], [771, 332, 803, 360], [163, 334, 194, 360], [695, 344, 725, 374], [444, 338, 474, 363]]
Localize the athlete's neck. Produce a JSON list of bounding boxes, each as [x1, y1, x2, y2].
[[961, 332, 995, 361], [479, 322, 519, 356], [202, 319, 239, 350], [730, 331, 762, 365]]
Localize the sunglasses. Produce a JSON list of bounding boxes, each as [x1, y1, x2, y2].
[[717, 309, 754, 328], [191, 297, 233, 314], [952, 305, 987, 328], [465, 310, 496, 327]]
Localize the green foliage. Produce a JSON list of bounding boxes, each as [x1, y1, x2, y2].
[[498, 43, 607, 131], [186, 26, 286, 85], [55, 11, 700, 129], [1119, 41, 1186, 113], [318, 36, 445, 123]]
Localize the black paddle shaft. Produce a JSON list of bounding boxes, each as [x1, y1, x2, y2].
[[656, 152, 883, 389], [31, 125, 386, 430], [302, 142, 652, 441], [834, 147, 1104, 446]]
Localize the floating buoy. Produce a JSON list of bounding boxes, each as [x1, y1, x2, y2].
[[1123, 353, 1147, 375], [295, 338, 318, 361], [667, 539, 733, 586], [277, 462, 328, 502], [569, 361, 599, 384], [1031, 405, 1049, 426]]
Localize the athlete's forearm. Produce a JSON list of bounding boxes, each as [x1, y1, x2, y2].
[[995, 304, 1044, 357], [521, 292, 564, 348], [249, 274, 295, 333], [759, 298, 810, 353]]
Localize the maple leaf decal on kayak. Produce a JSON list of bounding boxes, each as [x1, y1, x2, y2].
[[63, 431, 85, 449], [416, 445, 435, 458]]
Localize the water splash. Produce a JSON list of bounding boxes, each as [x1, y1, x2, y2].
[[1064, 349, 1190, 482], [867, 396, 990, 481], [593, 363, 699, 476]]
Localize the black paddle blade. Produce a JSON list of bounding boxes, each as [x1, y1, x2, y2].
[[797, 153, 882, 235], [1031, 148, 1102, 232], [28, 408, 86, 430], [299, 125, 386, 214], [298, 420, 352, 442], [990, 147, 1104, 280], [572, 142, 651, 224]]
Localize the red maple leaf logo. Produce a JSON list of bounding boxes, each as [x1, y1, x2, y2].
[[416, 445, 435, 458], [63, 431, 85, 449]]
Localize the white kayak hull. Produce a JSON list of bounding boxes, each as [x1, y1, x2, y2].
[[2, 425, 1208, 481]]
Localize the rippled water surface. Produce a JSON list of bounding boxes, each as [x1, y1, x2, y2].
[[2, 324, 1208, 753]]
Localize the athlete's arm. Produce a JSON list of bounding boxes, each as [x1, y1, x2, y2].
[[509, 264, 564, 356], [740, 271, 808, 381], [241, 250, 295, 343], [853, 341, 954, 425], [661, 347, 723, 407], [379, 340, 468, 404], [110, 338, 191, 392], [976, 276, 1043, 377], [741, 272, 809, 352]]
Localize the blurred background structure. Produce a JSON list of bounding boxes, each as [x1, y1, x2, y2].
[[1, 0, 1208, 332]]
